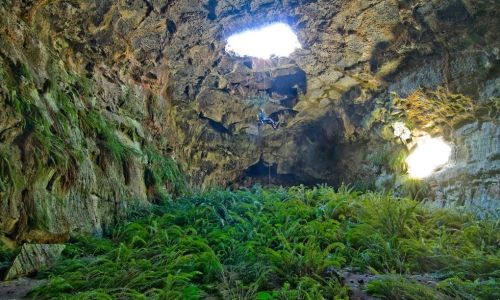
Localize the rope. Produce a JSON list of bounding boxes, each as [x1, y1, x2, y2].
[[257, 108, 273, 185], [268, 163, 271, 185], [257, 110, 273, 186]]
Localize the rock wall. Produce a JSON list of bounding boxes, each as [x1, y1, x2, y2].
[[0, 0, 499, 244], [18, 0, 498, 186], [428, 121, 499, 216], [0, 2, 183, 245]]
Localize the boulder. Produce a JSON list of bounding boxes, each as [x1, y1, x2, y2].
[[4, 244, 65, 281]]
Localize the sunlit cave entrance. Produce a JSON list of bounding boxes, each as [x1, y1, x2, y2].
[[406, 137, 452, 179], [225, 23, 301, 59]]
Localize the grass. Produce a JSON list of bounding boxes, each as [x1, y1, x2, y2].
[[28, 186, 499, 299]]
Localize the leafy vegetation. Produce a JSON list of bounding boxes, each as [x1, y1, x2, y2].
[[144, 147, 187, 198], [84, 111, 137, 162], [437, 277, 500, 300], [30, 186, 499, 299], [7, 66, 77, 171], [3, 60, 142, 176], [368, 144, 408, 175], [0, 55, 193, 238], [365, 141, 430, 200], [366, 274, 500, 300], [366, 275, 446, 300], [0, 144, 23, 194]]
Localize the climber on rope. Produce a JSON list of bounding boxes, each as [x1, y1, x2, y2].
[[257, 108, 279, 129]]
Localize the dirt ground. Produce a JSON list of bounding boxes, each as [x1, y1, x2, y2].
[[0, 278, 46, 300]]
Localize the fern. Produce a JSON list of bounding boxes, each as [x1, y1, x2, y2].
[[32, 187, 499, 299], [144, 146, 187, 197], [366, 275, 447, 300]]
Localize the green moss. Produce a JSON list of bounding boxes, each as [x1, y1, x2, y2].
[[17, 62, 34, 83], [0, 64, 6, 82], [389, 88, 498, 132], [6, 63, 84, 172], [0, 144, 23, 193], [144, 147, 187, 198], [83, 111, 138, 162], [30, 186, 499, 299], [4, 57, 141, 174], [367, 88, 498, 139], [0, 241, 16, 264]]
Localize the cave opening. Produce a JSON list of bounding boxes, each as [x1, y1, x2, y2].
[[225, 23, 301, 59], [406, 137, 452, 179]]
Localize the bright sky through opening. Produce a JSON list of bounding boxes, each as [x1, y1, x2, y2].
[[406, 137, 452, 179], [225, 23, 301, 59]]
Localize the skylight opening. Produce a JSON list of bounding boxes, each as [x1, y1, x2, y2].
[[225, 23, 301, 59]]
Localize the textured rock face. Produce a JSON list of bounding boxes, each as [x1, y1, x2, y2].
[[0, 0, 499, 244], [0, 2, 154, 245], [428, 121, 500, 215], [4, 244, 65, 280], [20, 0, 498, 186]]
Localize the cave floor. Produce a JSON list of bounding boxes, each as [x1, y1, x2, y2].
[[0, 278, 46, 300], [18, 187, 500, 299]]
